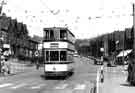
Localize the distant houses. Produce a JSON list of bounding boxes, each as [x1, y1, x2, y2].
[[75, 27, 133, 59], [0, 14, 42, 61]]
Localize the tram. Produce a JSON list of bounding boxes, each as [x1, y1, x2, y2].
[[43, 27, 76, 77]]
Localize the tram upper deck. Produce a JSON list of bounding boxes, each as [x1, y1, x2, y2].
[[43, 27, 75, 44]]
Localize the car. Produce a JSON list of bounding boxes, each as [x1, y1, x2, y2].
[[73, 54, 79, 57], [107, 62, 116, 67], [94, 58, 103, 65]]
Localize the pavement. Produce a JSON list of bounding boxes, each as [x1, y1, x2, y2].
[[0, 58, 36, 77], [99, 65, 135, 93]]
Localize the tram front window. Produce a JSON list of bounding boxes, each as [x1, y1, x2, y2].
[[50, 51, 59, 61]]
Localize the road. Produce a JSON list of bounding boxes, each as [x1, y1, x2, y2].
[[0, 57, 100, 93]]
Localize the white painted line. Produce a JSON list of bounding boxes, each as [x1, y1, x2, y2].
[[11, 83, 27, 89], [0, 83, 13, 88], [74, 84, 86, 90], [55, 84, 68, 89], [31, 84, 46, 89], [97, 70, 100, 93]]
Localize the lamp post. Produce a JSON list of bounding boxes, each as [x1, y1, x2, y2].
[[115, 40, 119, 65], [133, 3, 135, 57], [123, 32, 125, 66]]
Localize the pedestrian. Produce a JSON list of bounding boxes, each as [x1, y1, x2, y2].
[[1, 56, 6, 76], [35, 51, 39, 70], [36, 61, 39, 70], [35, 56, 39, 70], [127, 51, 135, 85]]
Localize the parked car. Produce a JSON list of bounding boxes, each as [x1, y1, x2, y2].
[[94, 58, 103, 65]]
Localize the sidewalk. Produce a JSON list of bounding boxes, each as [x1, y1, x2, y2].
[[0, 59, 36, 77], [99, 66, 135, 93]]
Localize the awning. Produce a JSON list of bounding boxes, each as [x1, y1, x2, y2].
[[117, 49, 132, 57]]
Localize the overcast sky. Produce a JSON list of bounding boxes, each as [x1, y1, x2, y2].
[[2, 0, 135, 39]]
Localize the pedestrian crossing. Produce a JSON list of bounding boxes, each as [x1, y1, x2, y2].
[[0, 81, 93, 91]]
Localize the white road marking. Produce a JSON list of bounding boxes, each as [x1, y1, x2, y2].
[[10, 83, 27, 89], [55, 84, 68, 89], [0, 83, 13, 88], [96, 69, 100, 93], [74, 84, 86, 90], [31, 84, 46, 89]]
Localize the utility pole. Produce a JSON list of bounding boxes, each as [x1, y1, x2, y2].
[[104, 35, 108, 57], [133, 4, 135, 53], [122, 31, 125, 66]]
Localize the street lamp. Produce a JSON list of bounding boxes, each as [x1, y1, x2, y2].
[[115, 40, 119, 65]]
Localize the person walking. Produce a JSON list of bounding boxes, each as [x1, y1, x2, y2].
[[127, 51, 135, 85], [36, 59, 40, 70], [35, 51, 39, 70]]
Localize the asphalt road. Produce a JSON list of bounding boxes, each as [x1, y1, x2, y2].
[[0, 57, 100, 93]]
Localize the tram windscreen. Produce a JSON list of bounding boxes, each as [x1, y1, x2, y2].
[[45, 51, 67, 62], [50, 51, 59, 61]]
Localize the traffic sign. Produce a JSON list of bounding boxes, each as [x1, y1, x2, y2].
[[35, 51, 39, 56]]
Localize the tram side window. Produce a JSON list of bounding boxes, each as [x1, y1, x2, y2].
[[46, 51, 49, 61], [50, 51, 59, 61], [60, 30, 67, 40], [60, 51, 67, 61]]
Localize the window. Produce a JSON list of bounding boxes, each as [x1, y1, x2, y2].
[[46, 51, 49, 61], [50, 30, 54, 40], [60, 30, 67, 40], [45, 30, 50, 40], [54, 30, 60, 40], [50, 51, 59, 61], [60, 51, 67, 61]]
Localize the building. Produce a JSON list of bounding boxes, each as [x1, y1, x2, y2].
[[0, 14, 40, 61]]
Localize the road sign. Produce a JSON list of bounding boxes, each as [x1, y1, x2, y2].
[[35, 51, 39, 56]]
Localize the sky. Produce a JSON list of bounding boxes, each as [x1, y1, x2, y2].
[[1, 0, 135, 39]]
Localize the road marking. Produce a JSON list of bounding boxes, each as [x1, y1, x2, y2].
[[10, 83, 27, 89], [31, 84, 46, 89], [55, 84, 68, 89], [96, 69, 100, 93], [74, 84, 86, 90], [0, 83, 13, 88]]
